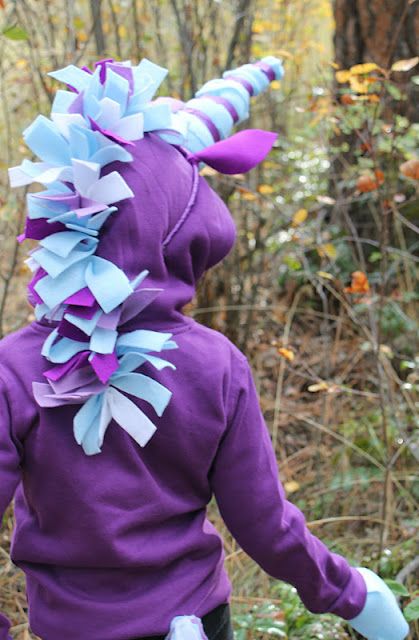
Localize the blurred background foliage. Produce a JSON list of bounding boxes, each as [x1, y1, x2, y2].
[[0, 1, 418, 638]]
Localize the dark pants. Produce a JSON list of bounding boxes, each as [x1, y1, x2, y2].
[[134, 604, 234, 640]]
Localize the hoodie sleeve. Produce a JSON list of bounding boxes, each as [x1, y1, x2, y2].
[[0, 372, 21, 640], [210, 353, 366, 620]]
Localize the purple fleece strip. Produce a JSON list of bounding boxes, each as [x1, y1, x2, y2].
[[203, 95, 240, 123], [44, 351, 90, 382], [184, 108, 221, 143], [57, 319, 90, 342], [254, 61, 276, 82], [24, 217, 66, 241], [224, 75, 254, 96]]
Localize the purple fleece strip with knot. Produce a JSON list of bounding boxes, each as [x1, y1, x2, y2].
[[203, 95, 240, 123], [254, 61, 276, 82], [224, 75, 254, 96], [184, 108, 221, 143]]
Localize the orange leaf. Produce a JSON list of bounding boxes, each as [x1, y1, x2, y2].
[[356, 170, 384, 192], [374, 169, 385, 185], [344, 271, 370, 294], [277, 347, 295, 362], [400, 158, 419, 180], [340, 94, 355, 105], [258, 184, 274, 195]]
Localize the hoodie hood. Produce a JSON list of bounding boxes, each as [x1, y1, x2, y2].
[[97, 133, 236, 331], [8, 56, 282, 455]]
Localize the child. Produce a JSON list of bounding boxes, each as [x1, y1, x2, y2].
[[0, 57, 408, 640]]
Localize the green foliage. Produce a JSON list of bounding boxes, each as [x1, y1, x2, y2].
[[404, 598, 419, 623], [232, 582, 349, 640], [2, 24, 28, 40]]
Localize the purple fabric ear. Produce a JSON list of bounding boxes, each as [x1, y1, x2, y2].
[[189, 129, 277, 174]]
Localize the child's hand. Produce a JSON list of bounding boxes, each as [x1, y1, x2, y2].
[[348, 568, 409, 640]]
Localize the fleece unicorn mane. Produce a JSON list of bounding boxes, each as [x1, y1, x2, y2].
[[8, 56, 283, 455]]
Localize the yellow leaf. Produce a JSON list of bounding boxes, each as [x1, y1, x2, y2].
[[317, 270, 334, 280], [292, 208, 308, 227], [330, 62, 340, 70], [258, 184, 274, 195], [242, 192, 258, 201], [358, 93, 380, 103], [16, 58, 28, 69], [278, 347, 295, 362], [391, 57, 419, 72], [349, 76, 369, 94], [308, 381, 329, 392], [318, 243, 337, 259], [284, 480, 300, 493], [252, 21, 264, 34], [118, 25, 127, 38], [336, 70, 351, 83], [270, 80, 281, 90], [350, 62, 379, 75]]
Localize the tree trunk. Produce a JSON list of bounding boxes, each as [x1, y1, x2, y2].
[[334, 0, 419, 121], [90, 0, 106, 56]]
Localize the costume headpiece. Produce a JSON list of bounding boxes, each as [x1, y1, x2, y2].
[[9, 56, 283, 456]]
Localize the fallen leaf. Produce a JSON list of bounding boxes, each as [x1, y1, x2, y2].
[[242, 192, 258, 201], [317, 270, 334, 280], [340, 93, 356, 105], [344, 271, 370, 294], [391, 57, 419, 72], [284, 480, 300, 493], [308, 381, 330, 392], [400, 158, 419, 180], [357, 169, 384, 192], [277, 347, 295, 362], [317, 243, 337, 259], [358, 93, 380, 103], [258, 184, 274, 195], [292, 208, 308, 227], [316, 195, 336, 205]]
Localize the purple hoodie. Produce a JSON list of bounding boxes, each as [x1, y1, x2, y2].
[[0, 134, 366, 640]]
